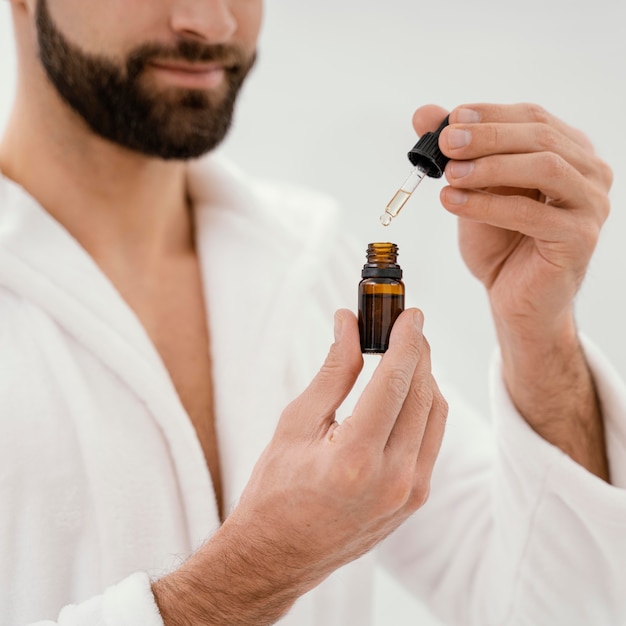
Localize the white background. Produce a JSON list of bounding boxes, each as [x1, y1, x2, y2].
[[1, 2, 625, 623]]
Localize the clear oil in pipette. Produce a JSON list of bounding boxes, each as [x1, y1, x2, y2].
[[380, 190, 411, 226], [380, 165, 427, 226]]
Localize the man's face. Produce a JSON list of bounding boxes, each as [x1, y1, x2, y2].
[[34, 0, 261, 160]]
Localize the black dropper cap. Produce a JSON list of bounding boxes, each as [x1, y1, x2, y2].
[[407, 115, 450, 179]]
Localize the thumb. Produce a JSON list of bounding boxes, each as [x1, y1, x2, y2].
[[280, 309, 364, 440], [412, 104, 450, 137]]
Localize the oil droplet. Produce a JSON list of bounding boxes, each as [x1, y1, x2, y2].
[[380, 213, 392, 227]]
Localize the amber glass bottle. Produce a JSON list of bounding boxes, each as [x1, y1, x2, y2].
[[358, 242, 405, 354]]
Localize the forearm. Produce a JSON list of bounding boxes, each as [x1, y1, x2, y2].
[[495, 314, 610, 482], [151, 516, 316, 626]]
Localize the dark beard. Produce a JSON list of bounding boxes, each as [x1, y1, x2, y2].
[[35, 0, 256, 160]]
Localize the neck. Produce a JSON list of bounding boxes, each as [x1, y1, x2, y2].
[[0, 81, 195, 274]]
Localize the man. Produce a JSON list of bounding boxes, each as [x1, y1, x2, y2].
[[0, 1, 625, 625]]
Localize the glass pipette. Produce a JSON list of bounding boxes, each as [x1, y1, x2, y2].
[[380, 115, 450, 226]]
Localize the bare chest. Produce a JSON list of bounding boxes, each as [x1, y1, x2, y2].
[[118, 259, 224, 518]]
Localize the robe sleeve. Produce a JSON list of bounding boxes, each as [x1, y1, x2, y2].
[[377, 336, 626, 625], [29, 573, 164, 626]]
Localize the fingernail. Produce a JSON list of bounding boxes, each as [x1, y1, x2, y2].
[[444, 188, 468, 205], [414, 310, 424, 332], [456, 108, 481, 123], [449, 161, 474, 178], [447, 129, 471, 149], [334, 312, 343, 341]]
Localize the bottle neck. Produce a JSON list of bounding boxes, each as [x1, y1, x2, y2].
[[366, 242, 399, 264], [362, 242, 402, 279]]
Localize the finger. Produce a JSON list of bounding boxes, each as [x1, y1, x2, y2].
[[444, 151, 602, 212], [412, 104, 450, 137], [282, 309, 363, 440], [440, 185, 607, 245], [385, 334, 434, 457], [340, 309, 425, 448], [445, 104, 614, 194], [440, 121, 601, 184], [448, 102, 594, 152], [407, 377, 448, 510]]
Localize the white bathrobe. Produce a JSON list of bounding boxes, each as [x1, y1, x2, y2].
[[1, 156, 626, 626]]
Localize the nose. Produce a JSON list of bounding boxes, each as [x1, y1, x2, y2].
[[170, 0, 238, 43]]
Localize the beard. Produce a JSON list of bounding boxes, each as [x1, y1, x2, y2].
[[35, 0, 256, 160]]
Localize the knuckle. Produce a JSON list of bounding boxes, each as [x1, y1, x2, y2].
[[417, 341, 433, 375], [598, 159, 614, 192], [587, 185, 612, 224], [579, 218, 602, 250], [599, 194, 611, 222], [408, 381, 434, 411], [491, 124, 502, 151], [318, 360, 342, 382], [566, 215, 600, 257], [408, 477, 431, 510], [413, 340, 432, 377], [486, 154, 504, 181], [538, 151, 568, 179], [405, 325, 424, 356], [386, 367, 413, 400], [535, 123, 559, 152], [434, 390, 450, 424], [437, 405, 449, 432], [572, 127, 594, 151], [382, 470, 414, 511], [580, 184, 611, 227], [483, 123, 503, 152], [525, 102, 550, 124], [321, 344, 362, 381], [511, 195, 534, 228]]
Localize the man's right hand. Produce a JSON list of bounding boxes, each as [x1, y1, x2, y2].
[[153, 308, 448, 626]]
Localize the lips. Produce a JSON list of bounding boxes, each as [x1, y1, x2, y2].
[[147, 60, 230, 89], [150, 60, 229, 74]]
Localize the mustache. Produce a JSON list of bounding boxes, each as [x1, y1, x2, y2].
[[126, 39, 255, 77]]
